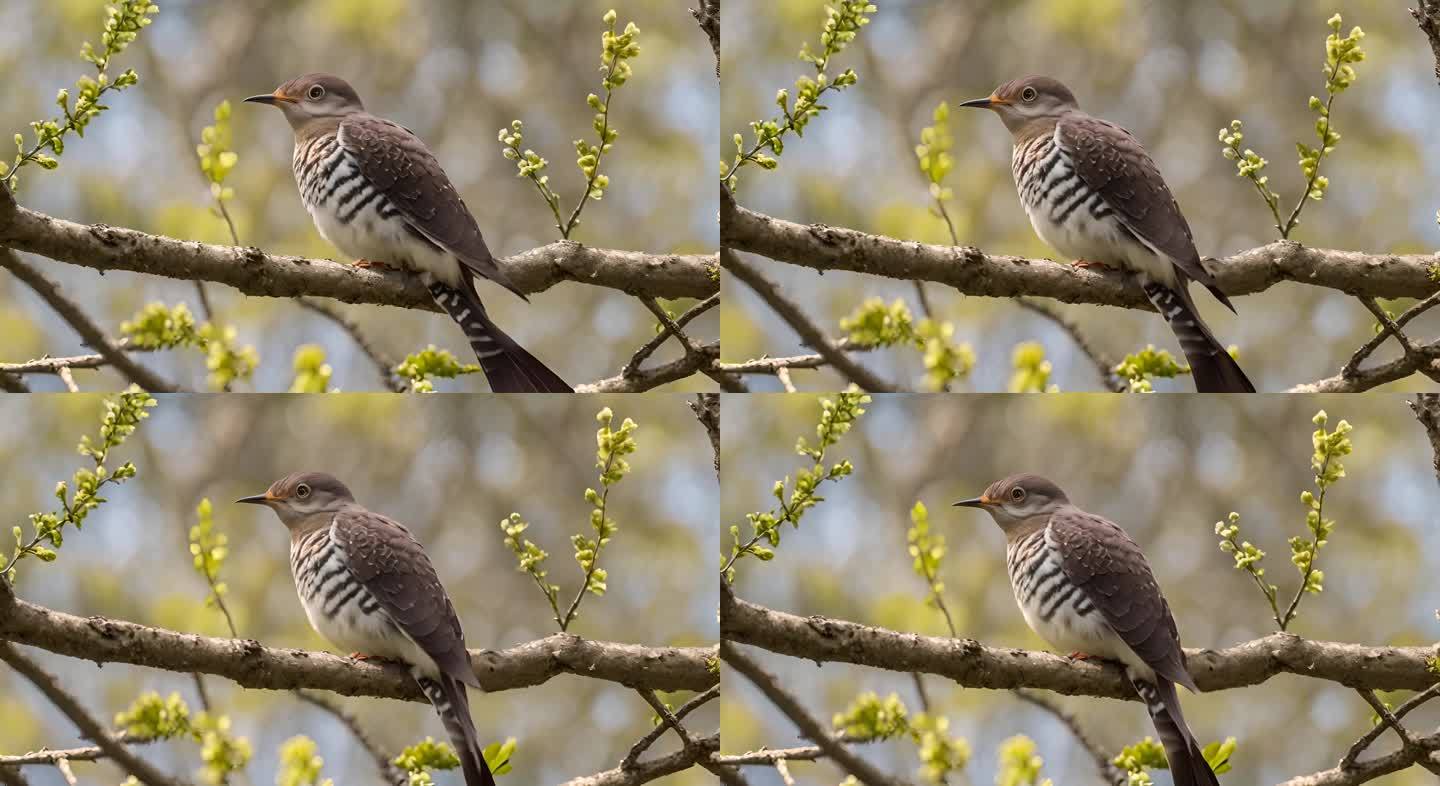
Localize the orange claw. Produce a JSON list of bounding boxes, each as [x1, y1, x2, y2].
[[1066, 651, 1093, 661], [1072, 259, 1113, 271], [353, 259, 395, 271]]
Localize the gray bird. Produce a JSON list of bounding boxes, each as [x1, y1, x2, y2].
[[961, 76, 1254, 393], [238, 472, 496, 786], [955, 474, 1218, 786], [245, 73, 572, 393]]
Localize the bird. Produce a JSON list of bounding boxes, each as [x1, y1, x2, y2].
[[960, 76, 1255, 393], [238, 472, 497, 786], [245, 73, 572, 393], [954, 474, 1219, 786]]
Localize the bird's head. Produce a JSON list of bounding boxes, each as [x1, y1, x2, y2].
[[244, 73, 364, 133], [237, 471, 355, 527], [954, 473, 1069, 531], [959, 76, 1078, 137]]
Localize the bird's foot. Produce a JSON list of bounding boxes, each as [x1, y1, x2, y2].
[[353, 259, 396, 271], [1066, 651, 1094, 661], [1072, 259, 1114, 271], [347, 652, 398, 665]]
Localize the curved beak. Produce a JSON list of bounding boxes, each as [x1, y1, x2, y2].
[[952, 495, 992, 509], [959, 94, 1005, 110], [235, 492, 273, 505], [243, 91, 294, 106]]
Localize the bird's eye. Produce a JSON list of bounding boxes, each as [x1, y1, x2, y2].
[[1020, 87, 1038, 102], [307, 85, 326, 101], [1010, 487, 1027, 502], [296, 483, 312, 499]]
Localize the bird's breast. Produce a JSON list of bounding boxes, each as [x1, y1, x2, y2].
[[1006, 530, 1109, 656], [290, 138, 461, 286], [1011, 134, 1175, 286], [290, 526, 427, 670]]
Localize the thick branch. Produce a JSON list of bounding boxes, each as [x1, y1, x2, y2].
[[0, 583, 716, 700], [722, 191, 1440, 308], [0, 184, 717, 306], [720, 587, 1440, 700], [0, 641, 189, 786]]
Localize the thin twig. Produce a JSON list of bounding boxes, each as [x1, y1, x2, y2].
[[295, 298, 404, 391]]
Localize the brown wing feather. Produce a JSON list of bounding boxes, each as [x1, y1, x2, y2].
[[1055, 113, 1225, 300], [333, 508, 479, 688], [1048, 507, 1196, 690], [339, 114, 520, 296]]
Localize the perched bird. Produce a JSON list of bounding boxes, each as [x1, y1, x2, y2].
[[238, 472, 496, 786], [245, 73, 571, 393], [961, 76, 1254, 393], [955, 474, 1219, 786]]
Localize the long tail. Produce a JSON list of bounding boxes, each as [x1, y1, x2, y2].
[[426, 278, 573, 393], [1141, 282, 1255, 393], [1130, 676, 1219, 786], [416, 674, 496, 786]]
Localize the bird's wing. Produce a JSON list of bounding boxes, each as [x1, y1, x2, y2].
[[1047, 507, 1196, 690], [1055, 113, 1225, 299], [338, 113, 521, 297], [332, 508, 480, 688]]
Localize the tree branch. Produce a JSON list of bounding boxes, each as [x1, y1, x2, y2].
[[1, 248, 180, 392], [1411, 394, 1440, 487], [1289, 339, 1440, 393], [291, 690, 403, 784], [690, 393, 720, 478], [1279, 729, 1440, 786], [722, 247, 898, 391], [720, 585, 1439, 700], [0, 183, 717, 307], [0, 641, 190, 786], [577, 340, 721, 392], [722, 190, 1440, 308], [294, 298, 404, 392], [691, 0, 720, 78], [1413, 1, 1440, 88], [1011, 689, 1123, 785], [0, 581, 716, 701], [721, 641, 912, 786], [558, 732, 719, 786]]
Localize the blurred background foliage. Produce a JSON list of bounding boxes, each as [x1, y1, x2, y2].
[[0, 393, 716, 785], [721, 0, 1440, 392], [721, 393, 1440, 785], [0, 0, 716, 391]]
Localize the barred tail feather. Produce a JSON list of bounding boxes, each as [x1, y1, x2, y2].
[[426, 279, 573, 393], [1141, 282, 1255, 393], [416, 674, 496, 786], [1131, 677, 1219, 786]]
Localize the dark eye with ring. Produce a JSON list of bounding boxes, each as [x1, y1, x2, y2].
[[1021, 86, 1038, 102], [296, 483, 312, 499], [1010, 487, 1027, 502], [307, 85, 326, 101]]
